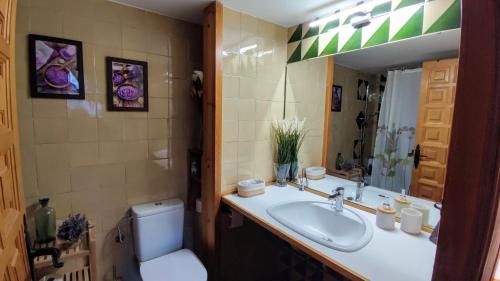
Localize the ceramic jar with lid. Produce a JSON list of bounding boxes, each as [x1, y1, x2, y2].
[[376, 203, 396, 230]]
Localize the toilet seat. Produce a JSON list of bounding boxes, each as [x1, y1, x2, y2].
[[140, 249, 207, 281]]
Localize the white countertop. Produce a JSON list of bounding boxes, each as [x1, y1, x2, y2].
[[223, 185, 436, 281], [303, 175, 441, 227]]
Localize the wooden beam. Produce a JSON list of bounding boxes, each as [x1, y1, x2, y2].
[[322, 56, 335, 168], [432, 0, 500, 280], [201, 2, 223, 280]]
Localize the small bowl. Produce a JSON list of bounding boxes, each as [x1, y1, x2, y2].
[[43, 64, 71, 89]]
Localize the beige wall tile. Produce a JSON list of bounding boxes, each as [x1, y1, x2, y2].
[[124, 160, 148, 185], [93, 21, 123, 49], [69, 143, 99, 167], [222, 120, 238, 142], [149, 139, 168, 160], [98, 164, 126, 188], [63, 15, 95, 43], [147, 29, 169, 56], [29, 7, 63, 37], [123, 141, 148, 161], [238, 121, 255, 141], [238, 99, 255, 120], [237, 161, 255, 181], [67, 95, 97, 119], [33, 118, 68, 144], [68, 119, 98, 142], [20, 145, 39, 197], [98, 118, 123, 141], [149, 98, 169, 118], [99, 142, 124, 164], [148, 119, 169, 140], [122, 26, 148, 52], [222, 98, 238, 121], [33, 99, 67, 118], [70, 165, 100, 191], [222, 76, 239, 98], [222, 141, 237, 164], [237, 141, 255, 163], [51, 193, 72, 219], [123, 119, 148, 140]]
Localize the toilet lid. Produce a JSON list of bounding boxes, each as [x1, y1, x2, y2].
[[140, 249, 207, 281]]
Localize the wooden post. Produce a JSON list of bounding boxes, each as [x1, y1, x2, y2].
[[432, 0, 500, 280], [201, 2, 223, 280]]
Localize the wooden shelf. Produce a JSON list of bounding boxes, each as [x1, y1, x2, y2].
[[34, 222, 97, 280], [44, 266, 91, 281], [34, 238, 90, 269]]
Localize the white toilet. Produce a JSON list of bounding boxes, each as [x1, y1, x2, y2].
[[131, 199, 207, 281]]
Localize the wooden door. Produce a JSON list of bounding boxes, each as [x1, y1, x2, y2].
[[411, 58, 459, 201], [0, 0, 31, 280]]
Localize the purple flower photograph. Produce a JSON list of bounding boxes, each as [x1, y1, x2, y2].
[[28, 34, 85, 99], [106, 57, 148, 112]]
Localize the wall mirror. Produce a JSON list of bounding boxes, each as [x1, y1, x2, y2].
[[287, 28, 461, 230]]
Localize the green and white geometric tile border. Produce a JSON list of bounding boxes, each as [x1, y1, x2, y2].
[[287, 0, 461, 63]]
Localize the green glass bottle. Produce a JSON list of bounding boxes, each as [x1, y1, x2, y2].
[[335, 153, 344, 170], [35, 198, 56, 243]]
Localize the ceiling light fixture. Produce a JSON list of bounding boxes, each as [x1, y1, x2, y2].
[[309, 0, 392, 27]]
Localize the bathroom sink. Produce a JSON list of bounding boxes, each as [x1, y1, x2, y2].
[[267, 201, 373, 252]]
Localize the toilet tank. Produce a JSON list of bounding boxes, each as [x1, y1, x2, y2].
[[132, 199, 184, 262]]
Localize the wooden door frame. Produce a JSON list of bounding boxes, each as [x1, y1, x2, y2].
[[321, 57, 335, 169], [201, 1, 223, 280], [432, 0, 500, 280]]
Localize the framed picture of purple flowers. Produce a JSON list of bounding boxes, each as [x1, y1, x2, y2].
[[106, 57, 148, 111], [28, 34, 85, 99]]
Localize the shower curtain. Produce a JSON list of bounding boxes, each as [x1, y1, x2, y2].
[[371, 69, 422, 193]]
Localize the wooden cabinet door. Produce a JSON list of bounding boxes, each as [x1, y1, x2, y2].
[[411, 58, 459, 201], [0, 0, 31, 280]]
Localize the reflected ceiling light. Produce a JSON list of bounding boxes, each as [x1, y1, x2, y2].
[[351, 12, 371, 28], [256, 50, 273, 58], [309, 0, 391, 27], [239, 44, 257, 54]]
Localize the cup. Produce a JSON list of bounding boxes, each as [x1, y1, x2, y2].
[[400, 208, 423, 234], [410, 203, 430, 226]]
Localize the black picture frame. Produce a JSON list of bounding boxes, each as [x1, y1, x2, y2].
[[106, 57, 148, 112], [332, 85, 342, 112], [28, 34, 85, 99]]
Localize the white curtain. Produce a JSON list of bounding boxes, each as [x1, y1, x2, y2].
[[371, 69, 422, 193]]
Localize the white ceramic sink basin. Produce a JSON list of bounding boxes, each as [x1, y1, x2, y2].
[[267, 201, 374, 252]]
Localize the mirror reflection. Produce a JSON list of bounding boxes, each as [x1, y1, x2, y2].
[[291, 29, 460, 229]]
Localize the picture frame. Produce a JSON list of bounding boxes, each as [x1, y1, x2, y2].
[[106, 57, 148, 112], [28, 34, 85, 99], [332, 85, 342, 112]]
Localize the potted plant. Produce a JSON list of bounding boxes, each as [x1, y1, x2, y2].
[[272, 118, 307, 186], [288, 118, 307, 181], [57, 214, 88, 249]]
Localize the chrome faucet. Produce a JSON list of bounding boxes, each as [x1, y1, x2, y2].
[[329, 187, 345, 211]]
